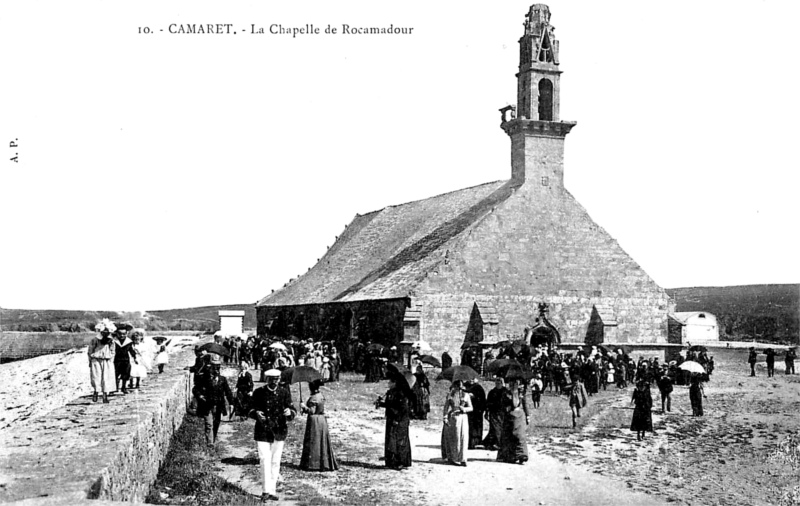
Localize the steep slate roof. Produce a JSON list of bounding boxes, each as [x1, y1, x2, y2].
[[258, 180, 515, 307]]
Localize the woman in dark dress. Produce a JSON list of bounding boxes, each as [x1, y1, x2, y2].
[[689, 375, 705, 416], [496, 377, 529, 464], [465, 379, 486, 449], [411, 366, 431, 420], [376, 378, 412, 469], [630, 380, 654, 440], [481, 377, 505, 451], [300, 379, 338, 471], [233, 362, 254, 420]]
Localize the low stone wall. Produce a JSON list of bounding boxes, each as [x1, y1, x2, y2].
[[0, 332, 96, 361], [0, 343, 199, 504]]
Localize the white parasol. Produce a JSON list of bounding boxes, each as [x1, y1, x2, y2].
[[268, 342, 287, 350], [678, 361, 706, 374], [410, 340, 432, 352]]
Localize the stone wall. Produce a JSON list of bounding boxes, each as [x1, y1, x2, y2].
[[0, 343, 198, 504], [412, 182, 673, 357], [0, 332, 96, 362]]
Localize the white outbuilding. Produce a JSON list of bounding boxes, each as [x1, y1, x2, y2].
[[218, 310, 245, 336], [667, 312, 719, 344]]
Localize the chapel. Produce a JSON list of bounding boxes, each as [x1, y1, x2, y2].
[[256, 4, 673, 358]]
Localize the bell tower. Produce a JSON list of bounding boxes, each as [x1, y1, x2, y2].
[[501, 4, 576, 188]]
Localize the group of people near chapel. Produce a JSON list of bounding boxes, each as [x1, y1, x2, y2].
[[87, 319, 169, 403], [187, 342, 337, 503]]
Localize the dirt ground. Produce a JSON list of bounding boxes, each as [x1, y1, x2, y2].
[[199, 351, 799, 506], [2, 346, 798, 505]]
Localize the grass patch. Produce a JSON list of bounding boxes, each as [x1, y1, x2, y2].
[[146, 415, 260, 505]]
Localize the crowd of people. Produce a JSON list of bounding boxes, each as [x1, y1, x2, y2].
[[99, 320, 793, 504], [87, 319, 169, 403], [210, 332, 343, 383]]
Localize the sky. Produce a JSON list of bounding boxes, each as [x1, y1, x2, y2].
[[2, 1, 799, 311]]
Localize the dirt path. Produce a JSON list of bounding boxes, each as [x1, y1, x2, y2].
[[207, 362, 800, 506], [211, 388, 668, 505], [405, 421, 668, 506]]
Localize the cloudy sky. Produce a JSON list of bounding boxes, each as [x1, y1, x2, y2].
[[2, 0, 798, 311]]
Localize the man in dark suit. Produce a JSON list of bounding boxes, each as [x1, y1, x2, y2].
[[193, 354, 233, 447]]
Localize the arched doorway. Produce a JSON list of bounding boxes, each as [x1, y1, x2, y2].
[[528, 325, 559, 348]]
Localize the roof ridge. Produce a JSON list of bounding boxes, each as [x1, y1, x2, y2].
[[333, 180, 518, 301]]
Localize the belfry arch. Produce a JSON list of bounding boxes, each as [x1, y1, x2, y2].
[[538, 79, 554, 121]]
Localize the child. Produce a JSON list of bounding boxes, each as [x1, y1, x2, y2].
[[129, 334, 148, 389], [155, 345, 169, 373], [530, 373, 543, 408]]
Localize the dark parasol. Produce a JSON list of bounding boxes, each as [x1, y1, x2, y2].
[[485, 358, 522, 376], [280, 365, 322, 385], [418, 355, 442, 368], [438, 365, 480, 382], [199, 342, 230, 357], [386, 362, 416, 392], [366, 343, 386, 354], [280, 365, 322, 405]]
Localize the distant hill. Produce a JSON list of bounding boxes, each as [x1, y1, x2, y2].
[[147, 305, 257, 330], [0, 304, 256, 333], [666, 284, 799, 344]]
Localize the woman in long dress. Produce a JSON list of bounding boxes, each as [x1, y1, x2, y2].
[[375, 378, 412, 469], [441, 380, 472, 466], [689, 375, 705, 416], [299, 379, 339, 471], [88, 319, 117, 403], [497, 377, 529, 464], [630, 380, 654, 440], [233, 362, 254, 420], [411, 365, 431, 420], [482, 377, 505, 451]]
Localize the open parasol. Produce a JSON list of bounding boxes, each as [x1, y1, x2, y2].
[[410, 340, 432, 352], [386, 362, 416, 392], [688, 345, 708, 353], [280, 365, 322, 385], [438, 365, 479, 382], [366, 343, 386, 354], [678, 361, 706, 374], [485, 358, 522, 376], [268, 342, 287, 350], [280, 365, 322, 404], [504, 368, 529, 382], [199, 342, 230, 357], [418, 355, 442, 368]]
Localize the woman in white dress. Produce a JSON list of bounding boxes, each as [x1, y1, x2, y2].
[[441, 380, 473, 466], [88, 319, 117, 403]]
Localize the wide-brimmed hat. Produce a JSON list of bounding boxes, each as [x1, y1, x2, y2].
[[209, 354, 223, 365], [265, 369, 281, 378]]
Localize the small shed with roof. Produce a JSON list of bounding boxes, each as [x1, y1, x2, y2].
[[667, 312, 719, 344]]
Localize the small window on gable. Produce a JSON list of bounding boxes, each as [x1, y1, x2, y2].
[[541, 176, 549, 186], [698, 313, 706, 318]]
